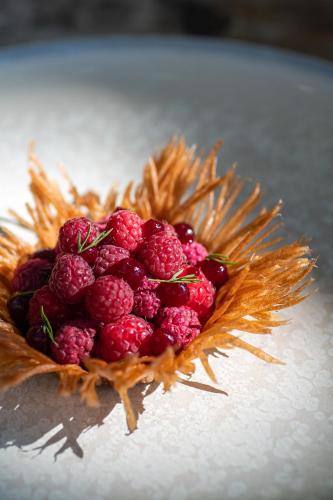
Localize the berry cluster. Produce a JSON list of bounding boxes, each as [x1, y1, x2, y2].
[[7, 211, 230, 366]]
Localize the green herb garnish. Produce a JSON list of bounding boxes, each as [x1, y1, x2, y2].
[[40, 306, 56, 344], [148, 269, 201, 284], [77, 225, 112, 254]]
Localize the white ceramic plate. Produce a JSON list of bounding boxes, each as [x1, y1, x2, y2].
[[0, 37, 332, 500]]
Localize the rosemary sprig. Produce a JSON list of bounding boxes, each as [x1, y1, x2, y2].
[[148, 269, 201, 284], [40, 306, 56, 344], [13, 290, 34, 297], [77, 225, 112, 254], [206, 253, 237, 266]]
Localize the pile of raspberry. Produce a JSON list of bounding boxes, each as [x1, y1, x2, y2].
[[7, 209, 229, 365]]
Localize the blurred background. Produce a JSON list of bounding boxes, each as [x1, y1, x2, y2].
[[0, 0, 332, 60]]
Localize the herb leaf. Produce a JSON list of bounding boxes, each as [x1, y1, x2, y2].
[[148, 269, 201, 284], [40, 306, 56, 344], [206, 253, 237, 266], [77, 224, 112, 254]]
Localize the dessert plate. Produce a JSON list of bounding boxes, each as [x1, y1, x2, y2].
[[0, 37, 332, 500]]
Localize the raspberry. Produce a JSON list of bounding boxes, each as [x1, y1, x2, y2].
[[28, 285, 69, 326], [85, 275, 134, 322], [139, 233, 185, 280], [95, 315, 153, 362], [111, 257, 145, 290], [182, 242, 208, 265], [157, 282, 190, 307], [58, 216, 99, 254], [151, 306, 201, 354], [200, 259, 229, 287], [12, 258, 52, 292], [138, 276, 159, 291], [181, 266, 215, 321], [32, 248, 56, 262], [66, 319, 97, 338], [51, 324, 94, 365], [105, 210, 143, 251], [163, 223, 177, 236], [80, 247, 98, 266], [133, 289, 160, 318], [7, 293, 32, 333], [174, 222, 195, 244], [26, 325, 50, 355], [50, 254, 95, 304], [93, 244, 129, 276]]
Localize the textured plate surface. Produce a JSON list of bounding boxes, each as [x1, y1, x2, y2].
[[0, 37, 333, 500]]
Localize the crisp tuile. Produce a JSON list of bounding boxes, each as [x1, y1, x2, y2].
[[0, 138, 315, 431]]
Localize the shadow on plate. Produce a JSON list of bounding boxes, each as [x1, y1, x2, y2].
[[0, 373, 159, 460]]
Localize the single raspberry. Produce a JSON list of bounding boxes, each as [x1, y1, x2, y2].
[[174, 222, 195, 243], [95, 314, 153, 362], [12, 258, 52, 292], [32, 248, 56, 262], [180, 266, 215, 321], [133, 289, 161, 318], [80, 247, 98, 266], [51, 324, 94, 365], [182, 241, 208, 265], [138, 276, 159, 291], [200, 259, 229, 287], [163, 223, 177, 236], [26, 325, 50, 355], [105, 210, 143, 251], [7, 293, 32, 333], [111, 257, 145, 290], [152, 306, 201, 354], [139, 232, 185, 280], [66, 319, 97, 338], [58, 216, 99, 255], [93, 244, 130, 276], [49, 254, 95, 304], [28, 285, 69, 326], [85, 275, 134, 322], [157, 282, 190, 307]]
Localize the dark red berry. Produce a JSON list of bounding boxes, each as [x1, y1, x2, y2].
[[111, 257, 145, 290], [80, 247, 98, 266], [200, 259, 229, 287], [142, 219, 164, 238], [157, 282, 190, 307], [26, 325, 50, 355], [7, 293, 32, 333], [174, 223, 195, 244], [32, 248, 56, 262]]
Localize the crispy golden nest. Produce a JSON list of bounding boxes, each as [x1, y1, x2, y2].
[[0, 138, 314, 430]]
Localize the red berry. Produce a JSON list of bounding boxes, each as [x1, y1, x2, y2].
[[174, 223, 195, 244], [26, 325, 50, 355], [139, 233, 185, 280], [142, 219, 164, 238], [137, 276, 159, 291], [157, 282, 190, 307], [51, 324, 94, 365], [133, 289, 161, 318], [111, 257, 145, 290], [58, 217, 99, 254], [32, 248, 56, 262], [182, 241, 208, 265], [49, 254, 95, 304], [149, 329, 177, 356], [85, 275, 134, 322], [151, 306, 201, 354], [180, 266, 215, 321], [7, 293, 32, 333], [95, 315, 153, 362], [28, 285, 69, 327], [105, 210, 143, 251], [200, 260, 229, 287], [80, 247, 98, 266], [93, 244, 130, 277], [12, 258, 52, 292]]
